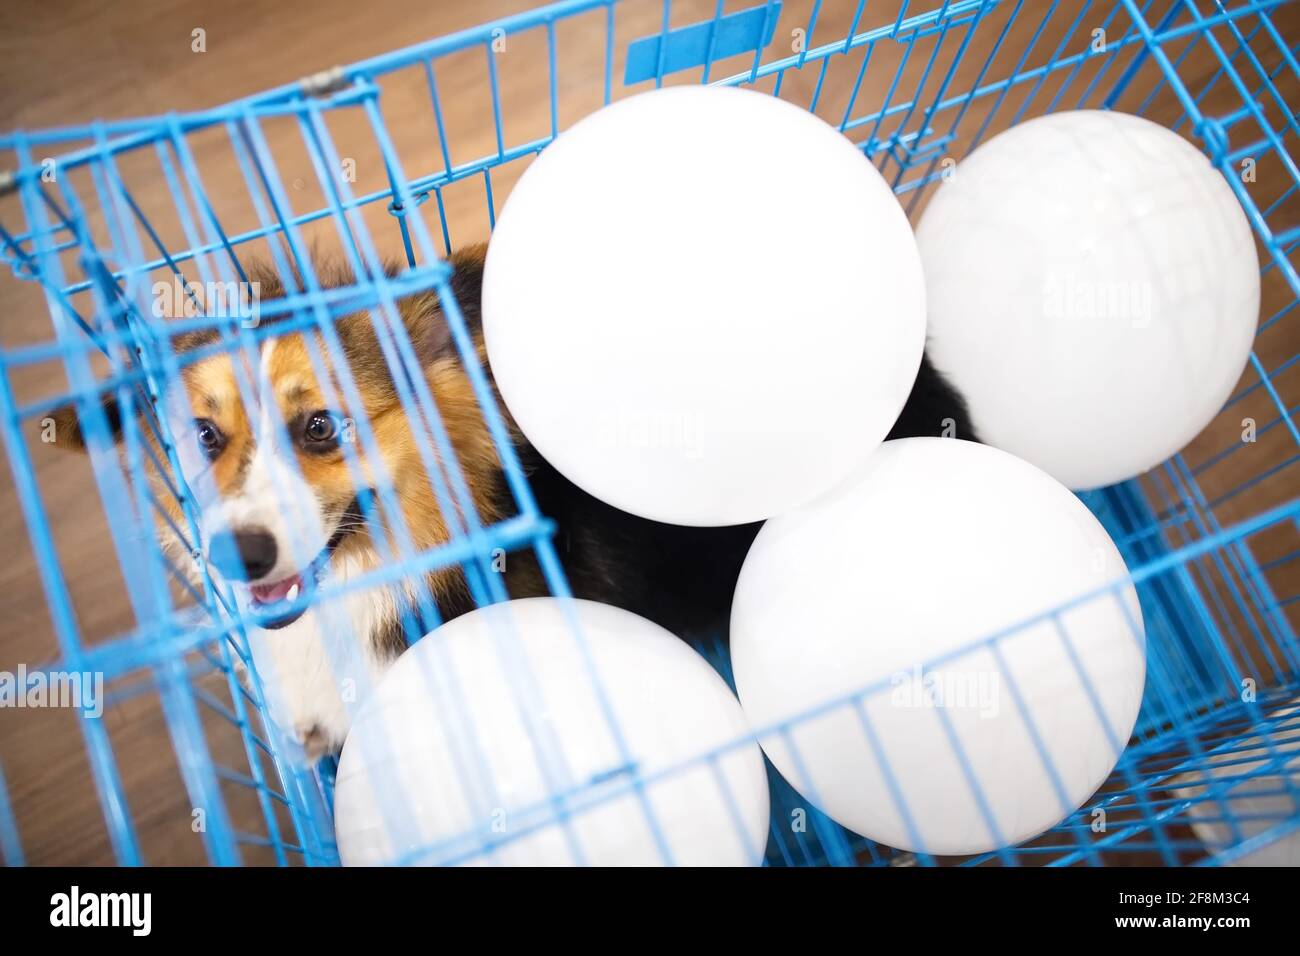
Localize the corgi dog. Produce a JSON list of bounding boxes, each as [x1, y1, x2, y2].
[[52, 244, 976, 762]]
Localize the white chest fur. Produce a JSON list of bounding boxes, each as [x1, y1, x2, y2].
[[243, 553, 404, 762]]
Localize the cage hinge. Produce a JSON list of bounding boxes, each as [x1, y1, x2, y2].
[[300, 65, 351, 98]]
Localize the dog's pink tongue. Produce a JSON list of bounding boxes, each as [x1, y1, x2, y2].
[[249, 574, 302, 604]]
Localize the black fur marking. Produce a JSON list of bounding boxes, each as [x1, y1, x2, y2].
[[513, 350, 978, 642], [887, 353, 979, 442]]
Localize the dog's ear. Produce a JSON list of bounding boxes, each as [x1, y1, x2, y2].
[[395, 289, 455, 368], [396, 244, 487, 366], [444, 244, 486, 332], [46, 327, 214, 452], [47, 388, 124, 452], [244, 256, 290, 302]]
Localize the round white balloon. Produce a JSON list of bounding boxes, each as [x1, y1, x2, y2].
[[334, 598, 769, 865], [730, 438, 1146, 855], [916, 109, 1259, 490], [483, 85, 926, 525]]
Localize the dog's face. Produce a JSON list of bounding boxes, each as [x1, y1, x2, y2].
[[170, 325, 383, 628], [54, 250, 502, 630]]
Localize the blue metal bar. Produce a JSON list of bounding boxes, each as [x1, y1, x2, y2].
[[1, 0, 1297, 870]]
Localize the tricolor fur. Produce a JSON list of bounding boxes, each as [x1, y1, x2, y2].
[[53, 245, 977, 762], [53, 247, 535, 758]]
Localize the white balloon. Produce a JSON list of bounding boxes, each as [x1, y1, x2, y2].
[[916, 110, 1259, 490], [483, 85, 926, 525], [334, 598, 769, 865], [730, 438, 1146, 855]]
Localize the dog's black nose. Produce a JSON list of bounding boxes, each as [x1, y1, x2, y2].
[[207, 528, 278, 581]]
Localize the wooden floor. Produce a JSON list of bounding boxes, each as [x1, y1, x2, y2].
[[0, 0, 1296, 865]]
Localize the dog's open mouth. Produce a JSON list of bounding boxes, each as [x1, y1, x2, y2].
[[246, 566, 321, 630], [241, 493, 369, 631]]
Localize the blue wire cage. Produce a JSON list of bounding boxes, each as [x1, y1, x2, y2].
[[0, 0, 1297, 866]]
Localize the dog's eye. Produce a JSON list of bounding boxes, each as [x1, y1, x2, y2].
[[195, 419, 225, 458], [303, 412, 342, 447]]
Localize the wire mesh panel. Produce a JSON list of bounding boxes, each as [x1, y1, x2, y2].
[[0, 0, 1296, 866]]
